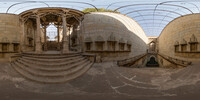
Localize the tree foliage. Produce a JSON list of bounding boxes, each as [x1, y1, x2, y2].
[[82, 8, 119, 13]]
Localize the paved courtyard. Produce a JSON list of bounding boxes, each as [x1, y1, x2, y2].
[[0, 62, 200, 100]]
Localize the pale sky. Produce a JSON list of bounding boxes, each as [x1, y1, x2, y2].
[[0, 0, 200, 36]]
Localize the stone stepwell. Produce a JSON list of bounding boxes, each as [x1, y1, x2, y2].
[[10, 52, 95, 83]]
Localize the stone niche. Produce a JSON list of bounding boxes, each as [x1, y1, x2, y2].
[[0, 14, 20, 61], [174, 34, 200, 58], [158, 14, 200, 61], [81, 12, 148, 61]]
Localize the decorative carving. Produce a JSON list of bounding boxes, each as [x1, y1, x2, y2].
[[180, 39, 187, 45], [1, 37, 10, 43], [107, 33, 116, 42], [127, 40, 132, 45], [190, 34, 198, 43], [84, 37, 92, 43], [119, 38, 125, 44], [174, 41, 179, 46], [95, 35, 104, 42]]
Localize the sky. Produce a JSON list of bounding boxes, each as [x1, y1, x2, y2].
[[0, 0, 200, 36]]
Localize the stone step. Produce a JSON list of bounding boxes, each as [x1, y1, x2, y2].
[[19, 57, 86, 66], [21, 53, 81, 59], [17, 58, 89, 71], [14, 60, 91, 77], [11, 62, 93, 83], [22, 52, 81, 56], [21, 56, 82, 63]]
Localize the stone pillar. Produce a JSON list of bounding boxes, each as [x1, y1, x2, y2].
[[35, 15, 42, 53], [124, 44, 127, 51], [57, 25, 60, 50], [44, 25, 47, 51], [0, 44, 2, 52], [62, 15, 69, 53], [92, 42, 96, 51], [104, 41, 107, 51], [115, 42, 119, 51], [9, 43, 14, 52], [57, 26, 60, 43], [21, 21, 26, 52], [68, 27, 71, 50]]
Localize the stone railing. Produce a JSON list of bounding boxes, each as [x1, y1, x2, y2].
[[117, 53, 147, 67], [158, 53, 192, 67], [82, 53, 96, 63], [9, 53, 21, 62]]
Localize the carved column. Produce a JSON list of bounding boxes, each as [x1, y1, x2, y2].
[[124, 44, 127, 51], [62, 14, 69, 53], [104, 41, 107, 51], [0, 44, 2, 52], [9, 43, 14, 52], [20, 20, 26, 52], [57, 25, 60, 50], [68, 26, 71, 50], [115, 42, 119, 51], [92, 42, 96, 51], [44, 25, 47, 51], [35, 15, 42, 53]]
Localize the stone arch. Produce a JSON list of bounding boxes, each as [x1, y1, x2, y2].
[[84, 37, 93, 43], [1, 37, 10, 43], [148, 55, 158, 62], [174, 41, 179, 45], [127, 40, 132, 45], [190, 34, 198, 43], [95, 35, 104, 42], [119, 38, 125, 43], [180, 39, 187, 45], [146, 55, 159, 67], [149, 41, 156, 52], [107, 33, 116, 42]]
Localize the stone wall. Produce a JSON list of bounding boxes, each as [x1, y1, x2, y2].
[[158, 14, 200, 62], [81, 12, 148, 61], [0, 14, 20, 62]]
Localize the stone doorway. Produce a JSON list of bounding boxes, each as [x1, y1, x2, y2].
[[45, 24, 61, 51], [146, 57, 159, 67]]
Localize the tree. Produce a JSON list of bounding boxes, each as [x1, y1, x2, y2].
[[82, 8, 120, 13]]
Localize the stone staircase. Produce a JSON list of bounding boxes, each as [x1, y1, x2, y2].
[[10, 52, 95, 83]]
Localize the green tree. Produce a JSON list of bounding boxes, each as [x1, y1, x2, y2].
[[82, 8, 119, 13]]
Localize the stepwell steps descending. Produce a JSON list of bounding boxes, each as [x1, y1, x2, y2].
[[11, 52, 95, 83]]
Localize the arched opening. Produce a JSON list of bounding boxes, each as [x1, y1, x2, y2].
[[149, 42, 156, 53], [45, 23, 60, 51], [146, 56, 159, 67], [19, 8, 84, 53]]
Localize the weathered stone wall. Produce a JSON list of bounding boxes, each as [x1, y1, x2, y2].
[[24, 19, 36, 52], [0, 14, 20, 62], [158, 14, 200, 62], [81, 12, 148, 61]]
